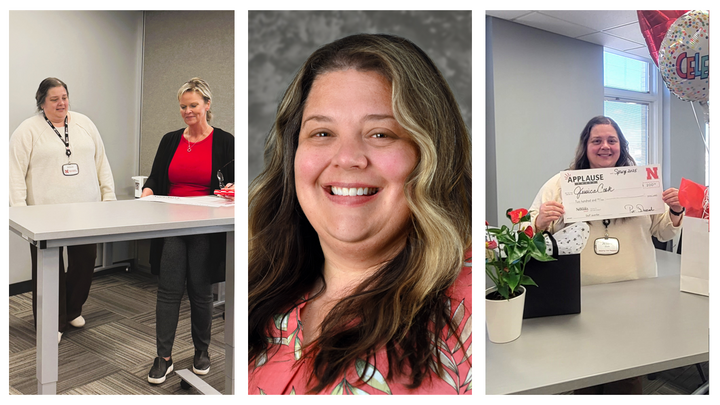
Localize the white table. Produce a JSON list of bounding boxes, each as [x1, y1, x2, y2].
[[486, 250, 709, 394], [9, 199, 235, 395]]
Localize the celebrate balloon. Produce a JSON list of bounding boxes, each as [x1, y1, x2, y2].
[[657, 10, 709, 102]]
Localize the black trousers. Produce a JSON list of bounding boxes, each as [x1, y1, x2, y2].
[[155, 235, 213, 358], [30, 244, 97, 333]]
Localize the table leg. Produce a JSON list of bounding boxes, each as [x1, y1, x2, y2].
[[224, 231, 234, 395], [36, 246, 60, 395]]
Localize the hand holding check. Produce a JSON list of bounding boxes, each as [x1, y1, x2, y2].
[[536, 201, 565, 232], [662, 188, 683, 213]]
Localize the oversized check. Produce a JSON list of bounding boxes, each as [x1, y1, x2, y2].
[[560, 165, 665, 223]]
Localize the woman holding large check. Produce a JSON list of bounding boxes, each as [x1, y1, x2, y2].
[[530, 116, 683, 284], [529, 115, 684, 393]]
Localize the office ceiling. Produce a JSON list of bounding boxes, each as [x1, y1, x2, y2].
[[486, 10, 653, 61]]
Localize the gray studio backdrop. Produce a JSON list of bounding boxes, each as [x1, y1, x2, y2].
[[248, 10, 472, 182]]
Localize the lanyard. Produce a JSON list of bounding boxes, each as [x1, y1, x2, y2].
[[43, 113, 71, 161]]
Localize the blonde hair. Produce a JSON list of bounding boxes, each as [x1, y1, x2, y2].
[[248, 34, 471, 392], [177, 77, 213, 122]]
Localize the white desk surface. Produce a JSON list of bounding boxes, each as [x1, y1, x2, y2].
[[9, 199, 235, 395], [10, 199, 233, 246], [486, 250, 709, 395]]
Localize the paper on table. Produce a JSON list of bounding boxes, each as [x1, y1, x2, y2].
[[137, 195, 234, 207]]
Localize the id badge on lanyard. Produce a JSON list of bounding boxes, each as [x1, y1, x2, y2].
[[44, 114, 78, 176], [594, 219, 619, 255]]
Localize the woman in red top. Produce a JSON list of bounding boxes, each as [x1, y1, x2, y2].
[[142, 78, 234, 384], [249, 35, 471, 394]]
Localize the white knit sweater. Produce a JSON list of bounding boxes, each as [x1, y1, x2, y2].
[[9, 111, 116, 207], [529, 172, 682, 285]]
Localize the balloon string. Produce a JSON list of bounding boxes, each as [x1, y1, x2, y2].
[[690, 101, 709, 153]]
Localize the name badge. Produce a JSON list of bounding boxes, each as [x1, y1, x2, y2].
[[594, 237, 620, 255], [62, 163, 79, 176]]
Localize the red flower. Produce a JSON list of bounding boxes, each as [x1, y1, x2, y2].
[[523, 225, 534, 238], [486, 220, 489, 226], [507, 208, 529, 224], [486, 240, 498, 249]]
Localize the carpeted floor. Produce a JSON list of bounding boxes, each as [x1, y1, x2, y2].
[[9, 269, 226, 395]]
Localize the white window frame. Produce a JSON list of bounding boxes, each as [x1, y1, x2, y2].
[[603, 48, 662, 166]]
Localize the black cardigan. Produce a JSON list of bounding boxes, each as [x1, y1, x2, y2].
[[143, 127, 234, 282]]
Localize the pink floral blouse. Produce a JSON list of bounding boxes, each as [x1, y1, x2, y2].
[[248, 254, 472, 395]]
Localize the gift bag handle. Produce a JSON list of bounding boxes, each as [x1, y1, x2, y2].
[[543, 230, 560, 259]]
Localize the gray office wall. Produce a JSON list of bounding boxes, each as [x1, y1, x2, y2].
[[9, 10, 144, 198], [8, 11, 144, 284], [486, 16, 604, 226], [248, 10, 472, 182], [139, 11, 234, 178], [667, 95, 707, 188]]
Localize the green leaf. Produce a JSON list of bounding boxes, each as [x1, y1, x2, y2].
[[355, 359, 392, 394], [273, 313, 289, 331], [460, 342, 472, 365], [255, 351, 267, 367], [438, 349, 459, 375], [429, 355, 460, 393], [497, 284, 509, 300], [462, 368, 473, 388], [331, 380, 345, 395], [506, 272, 521, 290], [506, 245, 527, 264], [530, 250, 556, 262], [259, 388, 266, 395], [293, 333, 302, 360], [519, 275, 537, 287], [495, 233, 516, 245], [346, 383, 370, 395], [532, 233, 546, 251], [453, 313, 472, 353], [449, 300, 465, 340]]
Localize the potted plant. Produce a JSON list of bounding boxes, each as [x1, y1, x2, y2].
[[485, 208, 555, 343]]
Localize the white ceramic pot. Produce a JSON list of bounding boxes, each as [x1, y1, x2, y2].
[[485, 286, 526, 343]]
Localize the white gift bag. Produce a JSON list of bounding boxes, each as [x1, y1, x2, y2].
[[680, 216, 709, 296]]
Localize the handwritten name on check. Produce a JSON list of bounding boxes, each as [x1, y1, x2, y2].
[[560, 166, 665, 223]]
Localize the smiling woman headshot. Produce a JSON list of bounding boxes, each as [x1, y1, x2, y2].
[[248, 34, 472, 395]]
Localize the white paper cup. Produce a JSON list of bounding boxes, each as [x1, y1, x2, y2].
[[132, 176, 148, 198]]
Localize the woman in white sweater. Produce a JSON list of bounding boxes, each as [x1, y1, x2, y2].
[[528, 115, 683, 394], [9, 77, 116, 343]]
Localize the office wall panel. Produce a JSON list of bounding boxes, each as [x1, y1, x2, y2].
[[139, 11, 234, 178]]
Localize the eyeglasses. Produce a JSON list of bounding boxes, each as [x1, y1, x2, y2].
[[217, 159, 234, 189]]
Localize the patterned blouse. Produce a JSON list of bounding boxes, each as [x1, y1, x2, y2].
[[248, 254, 472, 395]]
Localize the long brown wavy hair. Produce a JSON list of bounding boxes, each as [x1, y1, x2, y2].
[[248, 33, 471, 392]]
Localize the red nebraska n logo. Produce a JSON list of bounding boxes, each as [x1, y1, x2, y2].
[[646, 167, 659, 180]]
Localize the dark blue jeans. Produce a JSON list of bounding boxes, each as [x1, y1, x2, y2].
[[156, 235, 213, 358]]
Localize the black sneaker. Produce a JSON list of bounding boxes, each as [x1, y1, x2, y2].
[[193, 350, 210, 375], [148, 357, 173, 384]]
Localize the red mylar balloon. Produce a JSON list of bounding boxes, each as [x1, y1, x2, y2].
[[637, 10, 690, 65]]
